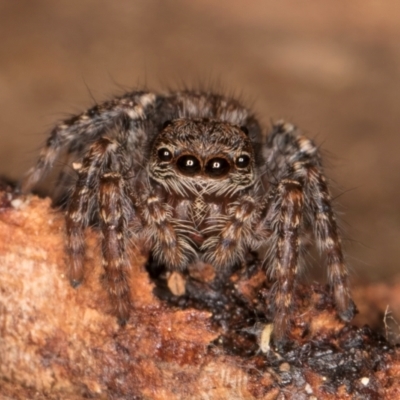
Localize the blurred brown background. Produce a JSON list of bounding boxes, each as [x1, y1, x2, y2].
[[0, 1, 399, 282]]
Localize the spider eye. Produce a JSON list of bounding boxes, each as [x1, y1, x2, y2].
[[235, 155, 250, 168], [205, 157, 230, 177], [177, 155, 201, 176], [158, 148, 173, 162]]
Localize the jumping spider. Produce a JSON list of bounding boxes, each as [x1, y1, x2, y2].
[[22, 90, 354, 340]]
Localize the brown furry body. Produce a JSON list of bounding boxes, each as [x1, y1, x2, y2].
[[22, 90, 354, 340]]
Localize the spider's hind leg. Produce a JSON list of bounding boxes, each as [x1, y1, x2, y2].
[[295, 157, 355, 322], [265, 121, 354, 333]]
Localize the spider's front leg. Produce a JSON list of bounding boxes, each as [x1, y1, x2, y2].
[[260, 179, 304, 340], [201, 187, 303, 341], [98, 171, 134, 324], [66, 136, 136, 324], [66, 138, 110, 287]]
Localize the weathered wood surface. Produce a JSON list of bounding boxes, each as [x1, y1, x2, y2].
[[0, 190, 399, 399]]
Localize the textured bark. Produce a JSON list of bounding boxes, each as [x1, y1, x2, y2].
[[0, 189, 399, 400]]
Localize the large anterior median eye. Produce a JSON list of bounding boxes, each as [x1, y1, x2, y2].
[[205, 157, 230, 177], [176, 155, 201, 176], [158, 148, 173, 162]]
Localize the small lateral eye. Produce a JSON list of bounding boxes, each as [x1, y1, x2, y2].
[[177, 155, 201, 176], [157, 148, 173, 162], [235, 154, 250, 168], [205, 157, 230, 177]]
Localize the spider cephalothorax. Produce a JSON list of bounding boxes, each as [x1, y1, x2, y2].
[[22, 90, 354, 340], [149, 119, 256, 197]]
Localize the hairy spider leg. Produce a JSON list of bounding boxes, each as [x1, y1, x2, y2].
[[297, 160, 354, 321], [267, 179, 304, 340], [21, 91, 156, 192], [99, 169, 132, 325], [263, 121, 354, 337], [67, 135, 137, 324]]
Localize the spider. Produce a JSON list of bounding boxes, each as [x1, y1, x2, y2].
[[21, 90, 354, 340]]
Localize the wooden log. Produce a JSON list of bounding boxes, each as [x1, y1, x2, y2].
[[0, 188, 399, 399]]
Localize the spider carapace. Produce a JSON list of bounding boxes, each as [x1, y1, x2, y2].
[[22, 90, 354, 340]]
